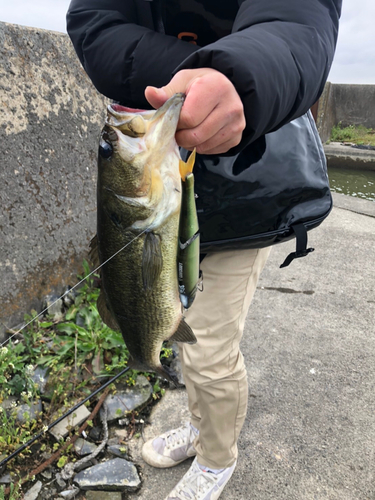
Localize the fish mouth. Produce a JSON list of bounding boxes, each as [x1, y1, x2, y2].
[[147, 93, 185, 145], [107, 93, 185, 124], [110, 105, 149, 114], [150, 93, 185, 123], [106, 94, 185, 138], [107, 105, 155, 122], [106, 106, 152, 137]]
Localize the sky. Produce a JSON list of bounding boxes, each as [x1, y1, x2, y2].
[[0, 0, 374, 85]]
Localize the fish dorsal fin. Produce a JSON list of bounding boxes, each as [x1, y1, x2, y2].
[[179, 148, 196, 181], [142, 232, 163, 290], [97, 291, 120, 331], [169, 319, 197, 344], [89, 234, 100, 270]]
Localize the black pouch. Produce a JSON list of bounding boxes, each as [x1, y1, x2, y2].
[[182, 111, 332, 267]]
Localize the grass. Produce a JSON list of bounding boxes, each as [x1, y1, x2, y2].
[[0, 483, 22, 500], [329, 123, 375, 146], [0, 260, 171, 497]]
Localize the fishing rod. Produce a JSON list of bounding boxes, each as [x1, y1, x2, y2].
[[0, 366, 131, 469]]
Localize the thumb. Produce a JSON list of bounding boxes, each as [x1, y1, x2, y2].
[[145, 71, 193, 109], [145, 86, 170, 109]]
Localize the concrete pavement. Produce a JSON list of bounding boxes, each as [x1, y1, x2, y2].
[[128, 192, 375, 500]]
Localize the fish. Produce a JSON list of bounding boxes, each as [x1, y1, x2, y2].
[[90, 93, 199, 385]]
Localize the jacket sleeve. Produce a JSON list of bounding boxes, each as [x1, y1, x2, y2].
[[67, 0, 341, 151], [175, 0, 342, 151], [66, 0, 199, 107]]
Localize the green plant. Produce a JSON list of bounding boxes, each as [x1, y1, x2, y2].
[[18, 261, 128, 397], [0, 259, 167, 466], [52, 304, 127, 374], [0, 482, 23, 500], [0, 343, 39, 402], [330, 122, 375, 146], [152, 380, 166, 400], [0, 405, 39, 456], [57, 455, 69, 468]]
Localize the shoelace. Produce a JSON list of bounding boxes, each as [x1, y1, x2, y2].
[[165, 424, 194, 450], [172, 465, 218, 499]]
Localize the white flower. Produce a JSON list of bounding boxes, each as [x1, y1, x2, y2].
[[0, 346, 8, 354], [42, 425, 49, 433], [9, 363, 14, 369], [25, 365, 34, 376]]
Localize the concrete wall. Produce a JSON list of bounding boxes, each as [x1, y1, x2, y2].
[[316, 82, 336, 144], [317, 83, 375, 143], [0, 22, 108, 339]]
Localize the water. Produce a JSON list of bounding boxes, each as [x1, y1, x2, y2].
[[328, 167, 375, 202]]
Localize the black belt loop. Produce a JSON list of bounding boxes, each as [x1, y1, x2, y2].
[[280, 224, 315, 268]]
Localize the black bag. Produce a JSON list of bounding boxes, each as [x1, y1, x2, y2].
[[182, 111, 332, 267]]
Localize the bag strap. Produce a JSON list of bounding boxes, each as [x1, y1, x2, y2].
[[280, 224, 314, 268]]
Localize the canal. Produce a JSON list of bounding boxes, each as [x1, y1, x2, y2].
[[328, 166, 375, 202]]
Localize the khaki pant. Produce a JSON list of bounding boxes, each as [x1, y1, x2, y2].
[[179, 247, 271, 469]]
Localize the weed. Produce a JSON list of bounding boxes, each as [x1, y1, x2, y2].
[[0, 482, 22, 500], [330, 123, 375, 146], [0, 405, 42, 456], [0, 343, 39, 402], [0, 259, 167, 467]]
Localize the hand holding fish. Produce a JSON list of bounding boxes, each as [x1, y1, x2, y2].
[[145, 68, 246, 155]]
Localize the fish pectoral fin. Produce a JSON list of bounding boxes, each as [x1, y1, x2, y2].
[[97, 291, 120, 331], [142, 232, 163, 290], [169, 319, 197, 344], [89, 234, 100, 270], [179, 148, 196, 181]]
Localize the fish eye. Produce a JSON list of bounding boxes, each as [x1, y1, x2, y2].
[[99, 141, 113, 159]]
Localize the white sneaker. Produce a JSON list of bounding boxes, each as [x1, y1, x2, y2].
[[165, 457, 236, 500], [142, 422, 198, 468]]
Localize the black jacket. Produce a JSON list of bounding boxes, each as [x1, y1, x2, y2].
[[66, 0, 341, 155]]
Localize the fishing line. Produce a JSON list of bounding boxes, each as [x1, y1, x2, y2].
[[1, 227, 151, 347]]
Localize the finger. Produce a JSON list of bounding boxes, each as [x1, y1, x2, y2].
[[145, 70, 200, 111], [198, 118, 244, 153], [145, 86, 169, 109], [176, 103, 244, 151], [177, 124, 242, 155], [200, 136, 242, 155], [175, 108, 225, 149], [177, 78, 221, 130]]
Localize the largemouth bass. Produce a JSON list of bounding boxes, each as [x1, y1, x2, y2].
[[91, 93, 198, 384]]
